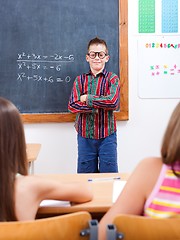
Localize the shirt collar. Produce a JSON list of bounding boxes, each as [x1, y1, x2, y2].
[[87, 68, 108, 77]]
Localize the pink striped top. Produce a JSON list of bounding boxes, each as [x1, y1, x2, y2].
[[144, 163, 180, 218]]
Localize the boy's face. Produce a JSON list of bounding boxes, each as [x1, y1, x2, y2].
[[86, 43, 109, 75]]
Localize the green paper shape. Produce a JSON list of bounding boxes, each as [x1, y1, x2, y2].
[[138, 0, 155, 33]]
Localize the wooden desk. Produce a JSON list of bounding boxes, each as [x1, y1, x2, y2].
[[37, 173, 129, 220], [26, 143, 41, 174]]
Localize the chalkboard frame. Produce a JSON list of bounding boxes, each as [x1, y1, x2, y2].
[[22, 0, 128, 123]]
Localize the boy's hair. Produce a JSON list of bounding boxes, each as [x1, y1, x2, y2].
[[87, 37, 108, 53]]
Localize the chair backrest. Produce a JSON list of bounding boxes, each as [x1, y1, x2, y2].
[[107, 214, 180, 240], [0, 211, 95, 240]]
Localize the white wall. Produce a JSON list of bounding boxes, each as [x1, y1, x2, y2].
[[24, 0, 179, 174]]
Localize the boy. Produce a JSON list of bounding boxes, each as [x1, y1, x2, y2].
[[68, 37, 120, 173]]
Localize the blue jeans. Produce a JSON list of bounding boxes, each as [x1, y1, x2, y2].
[[77, 132, 118, 173]]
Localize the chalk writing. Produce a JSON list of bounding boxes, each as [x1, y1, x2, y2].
[[17, 52, 74, 83]]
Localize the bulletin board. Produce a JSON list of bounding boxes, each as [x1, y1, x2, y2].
[[137, 0, 180, 99], [138, 37, 180, 98]]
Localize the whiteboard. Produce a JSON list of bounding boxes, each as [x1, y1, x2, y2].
[[138, 36, 180, 98]]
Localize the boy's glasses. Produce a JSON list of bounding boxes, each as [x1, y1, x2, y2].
[[87, 51, 107, 59]]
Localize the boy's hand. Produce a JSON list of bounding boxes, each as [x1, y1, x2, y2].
[[80, 94, 87, 103]]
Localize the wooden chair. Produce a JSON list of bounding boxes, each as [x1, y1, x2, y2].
[[0, 211, 98, 240], [106, 214, 180, 240]]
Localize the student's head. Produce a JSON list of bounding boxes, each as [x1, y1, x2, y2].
[[0, 97, 27, 221], [161, 101, 180, 176], [86, 37, 109, 75]]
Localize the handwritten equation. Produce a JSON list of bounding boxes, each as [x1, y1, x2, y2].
[[17, 52, 74, 83]]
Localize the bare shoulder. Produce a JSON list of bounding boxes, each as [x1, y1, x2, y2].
[[131, 157, 163, 197], [137, 157, 163, 173], [132, 157, 163, 181], [127, 157, 162, 181], [16, 174, 48, 191], [17, 174, 42, 184]]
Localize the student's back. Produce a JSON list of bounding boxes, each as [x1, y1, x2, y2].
[[0, 97, 93, 221], [99, 102, 180, 240], [144, 161, 180, 218]]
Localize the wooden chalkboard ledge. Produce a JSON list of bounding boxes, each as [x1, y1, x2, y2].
[[22, 113, 76, 123], [22, 110, 128, 123]]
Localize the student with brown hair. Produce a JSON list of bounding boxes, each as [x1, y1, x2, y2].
[[99, 102, 180, 240], [0, 97, 93, 221], [68, 37, 120, 173]]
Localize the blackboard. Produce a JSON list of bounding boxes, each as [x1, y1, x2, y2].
[[0, 0, 128, 122]]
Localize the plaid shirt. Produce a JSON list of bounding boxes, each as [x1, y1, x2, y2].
[[68, 68, 120, 139]]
